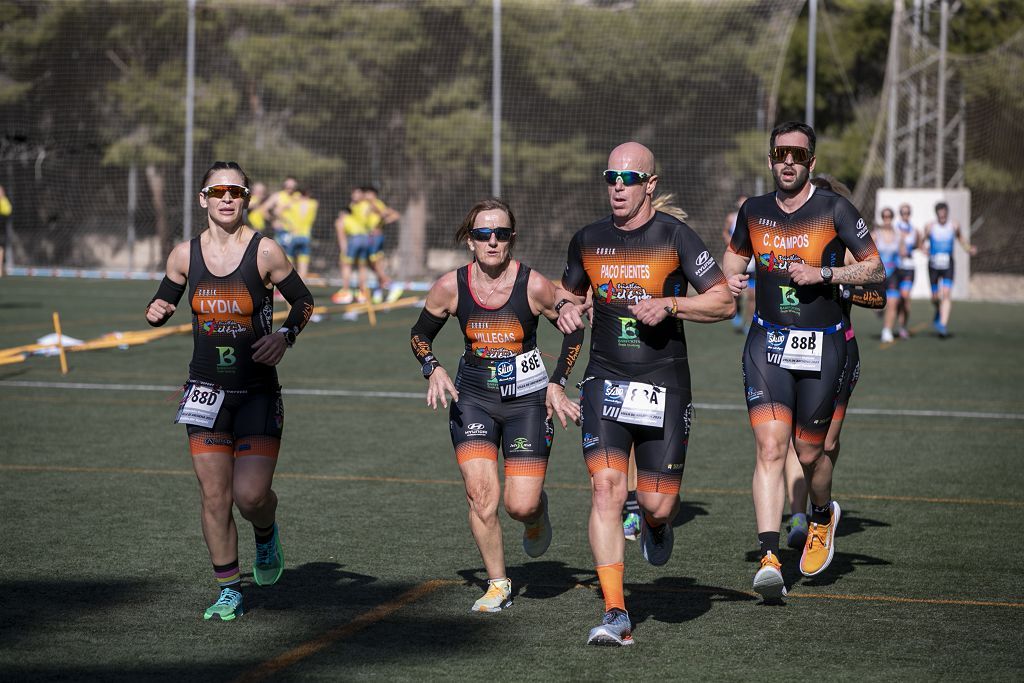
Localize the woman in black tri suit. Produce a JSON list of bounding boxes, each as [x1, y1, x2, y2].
[[145, 161, 314, 621], [410, 198, 583, 613]]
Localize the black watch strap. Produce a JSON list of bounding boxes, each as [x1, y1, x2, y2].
[[555, 298, 572, 313]]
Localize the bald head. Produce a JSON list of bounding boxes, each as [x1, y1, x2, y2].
[[608, 142, 655, 175]]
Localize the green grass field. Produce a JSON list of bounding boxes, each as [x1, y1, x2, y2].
[[1, 276, 1022, 681]]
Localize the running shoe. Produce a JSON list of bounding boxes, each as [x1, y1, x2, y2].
[[386, 285, 405, 303], [800, 501, 842, 577], [639, 515, 674, 566], [372, 289, 384, 304], [881, 328, 894, 343], [786, 512, 809, 549], [586, 608, 634, 646], [330, 289, 354, 305], [622, 511, 641, 541], [752, 551, 787, 601], [203, 586, 244, 621], [937, 323, 949, 338], [253, 523, 284, 587], [471, 578, 513, 613], [523, 491, 552, 558], [898, 327, 910, 339]]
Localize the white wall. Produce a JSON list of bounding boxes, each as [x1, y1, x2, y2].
[[874, 188, 971, 300]]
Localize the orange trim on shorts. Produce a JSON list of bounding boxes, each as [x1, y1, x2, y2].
[[456, 441, 498, 465], [584, 447, 630, 476], [795, 423, 829, 445], [189, 432, 234, 457], [596, 562, 626, 612], [235, 436, 281, 458], [748, 402, 793, 428], [636, 469, 682, 495], [505, 455, 548, 478], [831, 403, 847, 423]]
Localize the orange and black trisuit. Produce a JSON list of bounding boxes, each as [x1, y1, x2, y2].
[[727, 186, 879, 443], [447, 262, 579, 477], [183, 233, 283, 458], [562, 211, 726, 494]]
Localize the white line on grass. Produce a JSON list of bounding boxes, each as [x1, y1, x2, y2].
[[2, 379, 1022, 421]]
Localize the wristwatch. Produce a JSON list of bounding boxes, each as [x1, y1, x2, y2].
[[820, 266, 834, 284], [422, 359, 440, 379], [278, 327, 296, 347], [554, 299, 572, 313]]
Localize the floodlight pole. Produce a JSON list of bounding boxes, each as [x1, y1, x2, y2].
[[805, 0, 817, 127], [936, 0, 948, 188], [492, 0, 502, 198], [183, 0, 196, 241]]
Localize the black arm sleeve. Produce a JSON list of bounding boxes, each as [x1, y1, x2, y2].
[[276, 269, 315, 336], [147, 276, 186, 327], [548, 321, 584, 387], [845, 281, 887, 309], [410, 308, 449, 365]]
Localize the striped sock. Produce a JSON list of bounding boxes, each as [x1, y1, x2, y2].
[[213, 560, 241, 589], [596, 562, 626, 612]]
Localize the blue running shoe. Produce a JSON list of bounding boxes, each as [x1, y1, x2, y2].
[[253, 523, 284, 587], [639, 515, 674, 566], [787, 513, 809, 549], [587, 608, 634, 646], [204, 586, 243, 621], [622, 512, 641, 541]]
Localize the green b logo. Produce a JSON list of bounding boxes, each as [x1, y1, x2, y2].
[[216, 346, 237, 367], [618, 317, 638, 340], [779, 286, 800, 307]]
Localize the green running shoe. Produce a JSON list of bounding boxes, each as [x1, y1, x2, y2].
[[204, 586, 243, 621], [253, 523, 284, 586]]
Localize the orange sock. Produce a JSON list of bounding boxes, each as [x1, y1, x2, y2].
[[595, 562, 626, 612]]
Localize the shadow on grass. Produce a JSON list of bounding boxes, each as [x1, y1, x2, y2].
[[672, 499, 709, 528], [0, 578, 148, 646], [743, 546, 892, 597], [243, 561, 377, 613], [627, 576, 756, 625], [458, 560, 598, 602], [833, 508, 891, 539]]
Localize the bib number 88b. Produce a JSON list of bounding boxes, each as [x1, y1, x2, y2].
[[790, 335, 817, 351]]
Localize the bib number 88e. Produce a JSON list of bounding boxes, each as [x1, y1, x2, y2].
[[520, 354, 541, 373]]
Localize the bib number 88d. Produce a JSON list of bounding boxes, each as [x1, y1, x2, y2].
[[191, 389, 219, 405]]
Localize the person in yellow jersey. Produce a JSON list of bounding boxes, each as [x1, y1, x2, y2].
[[363, 185, 404, 303], [279, 187, 318, 280], [245, 182, 268, 233], [0, 184, 11, 275], [332, 186, 373, 305], [261, 177, 300, 249]]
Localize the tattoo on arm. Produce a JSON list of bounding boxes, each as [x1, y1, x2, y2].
[[836, 259, 885, 285]]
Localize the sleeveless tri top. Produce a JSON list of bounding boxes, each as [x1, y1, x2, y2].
[[188, 233, 277, 391], [454, 262, 538, 362]]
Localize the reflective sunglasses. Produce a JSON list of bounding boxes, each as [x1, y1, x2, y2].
[[603, 170, 651, 186], [769, 146, 813, 165], [469, 227, 515, 242], [202, 184, 250, 199]]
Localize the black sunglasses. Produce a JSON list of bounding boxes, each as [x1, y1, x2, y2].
[[769, 146, 813, 165], [603, 170, 651, 186], [470, 227, 515, 242]]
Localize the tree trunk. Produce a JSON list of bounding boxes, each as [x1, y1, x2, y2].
[[145, 164, 169, 268], [397, 161, 427, 278]]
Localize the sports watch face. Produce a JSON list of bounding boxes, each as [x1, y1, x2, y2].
[[820, 266, 833, 283], [422, 361, 437, 378]]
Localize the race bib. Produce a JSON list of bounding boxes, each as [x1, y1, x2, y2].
[[601, 380, 666, 428], [766, 329, 823, 372], [496, 349, 548, 400], [930, 252, 951, 269], [174, 382, 225, 428]]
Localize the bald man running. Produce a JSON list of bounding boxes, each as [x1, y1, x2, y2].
[[557, 142, 735, 646]]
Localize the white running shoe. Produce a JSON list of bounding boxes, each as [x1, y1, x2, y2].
[[881, 328, 894, 343], [471, 578, 513, 613], [753, 551, 787, 601]]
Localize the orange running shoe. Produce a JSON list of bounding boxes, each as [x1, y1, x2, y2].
[[800, 501, 841, 577]]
